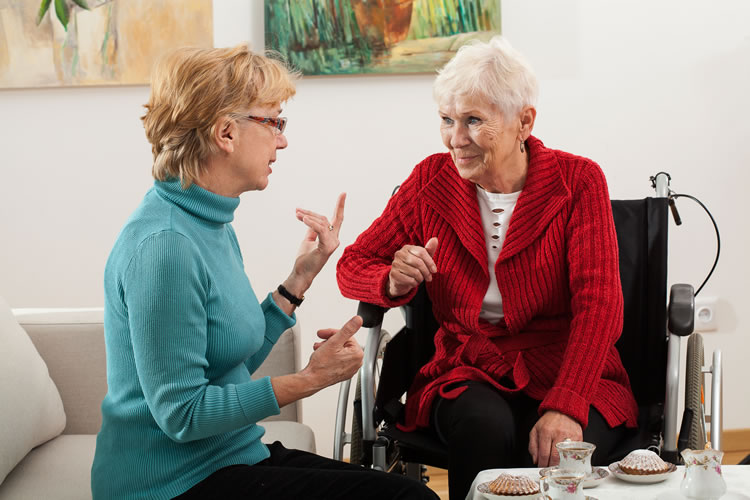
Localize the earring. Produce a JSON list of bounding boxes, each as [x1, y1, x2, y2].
[[519, 139, 525, 153]]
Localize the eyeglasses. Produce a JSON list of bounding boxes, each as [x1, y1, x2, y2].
[[242, 115, 287, 134]]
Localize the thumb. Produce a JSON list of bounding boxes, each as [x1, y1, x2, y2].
[[425, 237, 438, 257], [327, 315, 363, 347]]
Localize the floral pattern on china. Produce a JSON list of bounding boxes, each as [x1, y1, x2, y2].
[[680, 447, 727, 500]]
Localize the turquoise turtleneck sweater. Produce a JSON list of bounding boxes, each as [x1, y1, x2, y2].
[[92, 179, 295, 500]]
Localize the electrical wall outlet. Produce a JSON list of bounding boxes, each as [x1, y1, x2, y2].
[[694, 296, 718, 332]]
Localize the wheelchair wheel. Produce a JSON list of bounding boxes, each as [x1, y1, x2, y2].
[[350, 329, 391, 466], [685, 333, 707, 450]]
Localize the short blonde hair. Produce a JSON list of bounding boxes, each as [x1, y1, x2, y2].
[[433, 36, 538, 119], [143, 44, 298, 187]]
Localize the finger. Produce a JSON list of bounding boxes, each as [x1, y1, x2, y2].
[[402, 244, 437, 275], [301, 215, 331, 236], [537, 431, 552, 468], [296, 210, 330, 232], [313, 342, 324, 350], [425, 237, 439, 258], [330, 192, 346, 230], [390, 264, 423, 288], [396, 249, 434, 282], [528, 428, 539, 465], [549, 440, 560, 466], [326, 315, 363, 348], [316, 328, 337, 340]]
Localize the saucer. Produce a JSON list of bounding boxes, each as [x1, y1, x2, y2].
[[476, 481, 541, 500], [608, 461, 677, 484], [538, 466, 610, 488]]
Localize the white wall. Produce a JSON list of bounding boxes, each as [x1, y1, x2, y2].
[[2, 0, 748, 457]]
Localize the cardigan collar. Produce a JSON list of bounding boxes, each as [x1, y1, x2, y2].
[[422, 135, 571, 269]]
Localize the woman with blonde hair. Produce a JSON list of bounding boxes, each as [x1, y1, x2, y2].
[[338, 36, 637, 499], [91, 45, 437, 500]]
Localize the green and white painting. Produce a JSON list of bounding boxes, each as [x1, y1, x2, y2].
[[264, 0, 501, 75]]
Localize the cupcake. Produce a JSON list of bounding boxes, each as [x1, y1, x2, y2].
[[619, 449, 672, 475], [487, 473, 540, 496]]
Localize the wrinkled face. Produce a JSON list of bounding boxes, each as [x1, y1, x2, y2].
[[233, 103, 288, 192], [439, 95, 519, 186]]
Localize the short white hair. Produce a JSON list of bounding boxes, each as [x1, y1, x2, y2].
[[433, 36, 539, 119]]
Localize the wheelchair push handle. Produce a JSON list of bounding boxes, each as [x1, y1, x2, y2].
[[357, 301, 387, 328]]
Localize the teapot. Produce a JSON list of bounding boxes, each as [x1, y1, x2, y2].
[[680, 448, 727, 500]]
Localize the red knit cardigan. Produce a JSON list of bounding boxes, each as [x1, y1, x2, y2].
[[337, 136, 638, 431]]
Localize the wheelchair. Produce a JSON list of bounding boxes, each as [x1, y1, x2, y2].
[[333, 172, 723, 484]]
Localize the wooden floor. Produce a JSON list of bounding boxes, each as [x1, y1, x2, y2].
[[424, 467, 449, 500]]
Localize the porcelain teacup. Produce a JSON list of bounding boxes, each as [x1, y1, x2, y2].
[[539, 468, 586, 500], [556, 439, 596, 475]]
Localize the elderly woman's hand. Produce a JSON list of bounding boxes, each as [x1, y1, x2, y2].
[[528, 410, 584, 468], [386, 237, 438, 298]]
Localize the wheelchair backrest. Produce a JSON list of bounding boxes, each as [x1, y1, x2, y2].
[[611, 197, 669, 410]]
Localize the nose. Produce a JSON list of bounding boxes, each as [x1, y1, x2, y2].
[[276, 132, 288, 149], [449, 124, 471, 149]]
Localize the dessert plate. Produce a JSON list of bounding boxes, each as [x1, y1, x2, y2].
[[476, 481, 541, 499], [608, 461, 677, 484], [539, 466, 610, 488]]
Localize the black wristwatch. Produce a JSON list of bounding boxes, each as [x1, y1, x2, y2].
[[277, 284, 304, 306]]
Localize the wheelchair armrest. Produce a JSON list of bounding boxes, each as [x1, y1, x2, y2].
[[357, 301, 388, 328], [668, 283, 695, 336]]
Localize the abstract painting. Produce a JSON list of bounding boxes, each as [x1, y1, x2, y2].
[[265, 0, 500, 75], [0, 0, 213, 89]]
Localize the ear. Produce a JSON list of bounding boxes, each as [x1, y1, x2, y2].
[[518, 106, 537, 140], [213, 116, 237, 154]]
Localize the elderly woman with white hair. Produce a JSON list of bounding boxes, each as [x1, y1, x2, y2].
[[337, 36, 637, 498], [91, 45, 438, 500]]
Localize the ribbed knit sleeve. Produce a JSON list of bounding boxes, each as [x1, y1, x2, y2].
[[337, 158, 431, 307], [244, 293, 296, 373], [124, 231, 280, 442], [538, 164, 624, 427]]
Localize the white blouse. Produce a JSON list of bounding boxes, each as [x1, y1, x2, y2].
[[475, 185, 521, 324]]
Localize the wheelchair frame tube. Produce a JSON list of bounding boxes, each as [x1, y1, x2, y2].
[[360, 325, 382, 442], [654, 171, 681, 456], [664, 333, 682, 454], [333, 378, 351, 461], [711, 349, 723, 450]]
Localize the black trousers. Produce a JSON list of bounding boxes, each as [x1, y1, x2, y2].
[[174, 441, 438, 500], [431, 381, 629, 500]]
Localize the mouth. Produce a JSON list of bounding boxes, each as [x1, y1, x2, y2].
[[455, 155, 478, 165]]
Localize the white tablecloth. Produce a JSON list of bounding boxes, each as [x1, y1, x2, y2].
[[467, 465, 750, 500]]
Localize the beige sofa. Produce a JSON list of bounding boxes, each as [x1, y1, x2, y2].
[[0, 305, 315, 500]]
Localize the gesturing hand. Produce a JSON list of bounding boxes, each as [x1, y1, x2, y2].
[[290, 193, 346, 291], [528, 410, 583, 467], [387, 237, 438, 298], [303, 315, 364, 390]]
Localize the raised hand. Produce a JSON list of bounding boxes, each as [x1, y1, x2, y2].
[[287, 193, 346, 293], [387, 237, 438, 298]]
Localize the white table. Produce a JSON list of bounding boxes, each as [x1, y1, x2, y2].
[[467, 465, 750, 500]]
